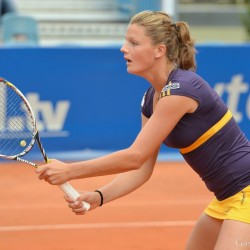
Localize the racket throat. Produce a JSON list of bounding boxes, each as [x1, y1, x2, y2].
[[35, 132, 49, 163], [15, 156, 37, 167]]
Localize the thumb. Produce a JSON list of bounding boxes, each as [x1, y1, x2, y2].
[[76, 192, 87, 203], [76, 192, 93, 206]]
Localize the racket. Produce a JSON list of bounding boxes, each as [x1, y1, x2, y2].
[[0, 77, 90, 211]]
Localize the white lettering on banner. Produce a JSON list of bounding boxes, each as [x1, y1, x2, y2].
[[26, 93, 70, 132], [0, 92, 70, 138], [214, 74, 249, 123]]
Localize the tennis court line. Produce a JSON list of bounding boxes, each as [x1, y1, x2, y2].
[[0, 199, 210, 210], [0, 220, 195, 232]]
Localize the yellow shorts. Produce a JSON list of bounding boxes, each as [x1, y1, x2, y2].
[[204, 185, 250, 224]]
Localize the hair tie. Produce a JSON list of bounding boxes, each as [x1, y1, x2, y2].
[[172, 23, 179, 33]]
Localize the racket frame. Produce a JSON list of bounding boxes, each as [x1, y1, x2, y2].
[[0, 78, 90, 210]]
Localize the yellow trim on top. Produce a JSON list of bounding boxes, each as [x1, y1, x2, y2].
[[166, 81, 171, 96], [161, 92, 166, 98], [180, 110, 233, 154], [167, 87, 171, 96], [160, 81, 172, 98]]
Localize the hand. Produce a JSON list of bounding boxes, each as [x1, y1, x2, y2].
[[65, 191, 102, 215], [36, 159, 70, 185]]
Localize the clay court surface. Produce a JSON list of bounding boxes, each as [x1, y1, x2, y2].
[[0, 161, 213, 250]]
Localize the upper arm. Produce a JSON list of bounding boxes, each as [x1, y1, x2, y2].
[[131, 95, 198, 163], [135, 112, 159, 176], [141, 112, 149, 128]]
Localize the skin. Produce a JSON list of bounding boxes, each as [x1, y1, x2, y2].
[[36, 23, 250, 249], [36, 24, 197, 186]]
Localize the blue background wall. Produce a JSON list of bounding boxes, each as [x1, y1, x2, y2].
[[0, 45, 250, 158]]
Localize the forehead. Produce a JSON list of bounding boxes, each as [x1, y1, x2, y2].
[[125, 24, 148, 39]]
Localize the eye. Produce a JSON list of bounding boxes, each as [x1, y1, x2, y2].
[[130, 40, 138, 46]]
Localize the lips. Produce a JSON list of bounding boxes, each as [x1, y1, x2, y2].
[[124, 57, 132, 63]]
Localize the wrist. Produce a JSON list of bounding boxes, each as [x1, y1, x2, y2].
[[67, 162, 81, 180], [95, 190, 104, 206], [65, 165, 73, 181]]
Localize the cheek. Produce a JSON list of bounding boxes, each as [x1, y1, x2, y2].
[[128, 57, 154, 75], [137, 55, 155, 73], [127, 47, 156, 75], [135, 49, 154, 66]]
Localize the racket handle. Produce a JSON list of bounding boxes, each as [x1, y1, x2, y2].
[[59, 182, 91, 211]]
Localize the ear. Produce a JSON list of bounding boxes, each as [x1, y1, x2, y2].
[[155, 44, 166, 59]]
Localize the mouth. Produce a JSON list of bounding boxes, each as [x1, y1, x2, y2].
[[125, 57, 132, 63], [126, 60, 132, 66]]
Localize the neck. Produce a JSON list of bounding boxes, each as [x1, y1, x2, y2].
[[148, 64, 175, 92]]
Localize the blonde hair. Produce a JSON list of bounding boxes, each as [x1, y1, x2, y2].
[[130, 11, 197, 71]]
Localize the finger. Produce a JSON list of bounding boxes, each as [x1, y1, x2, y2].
[[75, 211, 86, 215], [72, 207, 87, 214], [68, 200, 83, 209], [74, 200, 83, 207], [68, 202, 82, 209], [35, 165, 48, 174], [45, 176, 61, 185], [38, 170, 53, 181], [38, 172, 48, 180], [64, 195, 74, 203], [68, 202, 77, 209]]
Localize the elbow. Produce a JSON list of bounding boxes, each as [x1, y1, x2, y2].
[[126, 148, 146, 171]]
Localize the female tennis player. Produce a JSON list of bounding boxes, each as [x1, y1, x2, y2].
[[36, 10, 250, 249]]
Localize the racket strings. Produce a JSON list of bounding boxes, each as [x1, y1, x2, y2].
[[0, 82, 35, 157]]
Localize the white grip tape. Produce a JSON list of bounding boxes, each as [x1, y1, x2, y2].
[[59, 182, 91, 211]]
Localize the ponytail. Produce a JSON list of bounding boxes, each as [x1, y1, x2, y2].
[[175, 21, 197, 71]]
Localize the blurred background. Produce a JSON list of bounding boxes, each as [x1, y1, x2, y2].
[[0, 0, 250, 160], [2, 0, 249, 46]]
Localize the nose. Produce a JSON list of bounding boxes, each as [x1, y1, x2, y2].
[[120, 42, 127, 53], [120, 45, 125, 53]]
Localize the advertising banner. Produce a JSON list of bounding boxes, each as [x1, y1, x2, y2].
[[0, 45, 249, 158]]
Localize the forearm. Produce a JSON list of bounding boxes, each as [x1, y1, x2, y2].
[[68, 147, 144, 180], [96, 150, 158, 204]]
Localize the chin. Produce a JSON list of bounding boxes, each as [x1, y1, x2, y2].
[[127, 67, 141, 76]]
